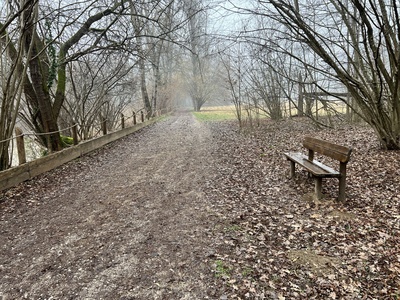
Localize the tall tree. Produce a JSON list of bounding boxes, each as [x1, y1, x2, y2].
[[184, 0, 214, 111], [3, 0, 130, 152], [130, 0, 152, 118], [248, 0, 400, 149], [129, 0, 185, 117], [0, 0, 37, 170]]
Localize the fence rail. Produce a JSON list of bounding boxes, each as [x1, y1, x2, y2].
[[0, 113, 164, 192], [0, 108, 160, 169]]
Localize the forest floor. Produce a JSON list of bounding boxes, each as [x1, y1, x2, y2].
[[0, 111, 399, 299]]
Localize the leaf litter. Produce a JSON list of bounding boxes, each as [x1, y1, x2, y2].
[[205, 118, 400, 299]]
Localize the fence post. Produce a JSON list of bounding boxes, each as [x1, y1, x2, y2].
[[141, 111, 144, 123], [102, 117, 107, 135], [72, 123, 78, 145], [133, 112, 137, 125], [15, 127, 26, 165], [121, 113, 125, 129]]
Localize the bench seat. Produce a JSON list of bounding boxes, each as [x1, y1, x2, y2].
[[284, 152, 340, 178]]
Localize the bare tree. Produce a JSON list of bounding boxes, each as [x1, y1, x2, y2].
[[129, 0, 152, 118], [0, 0, 37, 170], [219, 44, 246, 126], [246, 50, 285, 121], [129, 0, 190, 117], [183, 0, 218, 111], [247, 0, 400, 149], [1, 0, 131, 153], [62, 52, 134, 140]]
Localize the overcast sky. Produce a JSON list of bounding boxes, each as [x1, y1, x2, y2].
[[208, 0, 254, 36]]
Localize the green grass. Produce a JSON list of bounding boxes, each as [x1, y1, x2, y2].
[[192, 106, 237, 122], [214, 260, 231, 278], [224, 224, 241, 232]]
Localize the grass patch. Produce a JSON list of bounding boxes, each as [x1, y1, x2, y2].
[[214, 260, 231, 278], [192, 106, 237, 122], [224, 224, 241, 232]]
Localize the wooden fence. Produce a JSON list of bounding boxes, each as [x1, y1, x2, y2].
[[0, 115, 161, 192]]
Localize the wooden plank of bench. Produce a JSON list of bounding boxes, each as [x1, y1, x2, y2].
[[303, 137, 352, 163], [284, 152, 341, 177]]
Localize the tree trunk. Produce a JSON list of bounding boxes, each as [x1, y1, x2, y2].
[[23, 4, 62, 151], [0, 140, 11, 171], [139, 56, 152, 118], [298, 77, 304, 116]]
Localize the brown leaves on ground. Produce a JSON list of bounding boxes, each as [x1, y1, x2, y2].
[[205, 118, 400, 299]]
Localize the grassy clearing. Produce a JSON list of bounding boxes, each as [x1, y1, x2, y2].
[[192, 102, 348, 123], [283, 100, 348, 117], [192, 106, 237, 122]]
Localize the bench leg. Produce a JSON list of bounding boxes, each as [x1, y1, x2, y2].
[[338, 163, 347, 202], [338, 176, 346, 202], [290, 161, 295, 178], [315, 177, 322, 199]]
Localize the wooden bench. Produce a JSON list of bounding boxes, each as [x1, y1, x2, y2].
[[284, 137, 352, 201]]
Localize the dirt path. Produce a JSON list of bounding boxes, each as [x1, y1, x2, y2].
[[0, 112, 219, 299]]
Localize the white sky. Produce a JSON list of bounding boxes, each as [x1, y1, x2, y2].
[[208, 0, 255, 36]]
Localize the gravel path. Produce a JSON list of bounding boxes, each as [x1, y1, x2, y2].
[[0, 112, 219, 299]]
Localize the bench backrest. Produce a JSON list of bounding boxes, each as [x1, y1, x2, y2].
[[303, 137, 352, 163]]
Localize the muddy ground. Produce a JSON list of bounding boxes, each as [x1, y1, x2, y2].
[[1, 112, 399, 299]]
